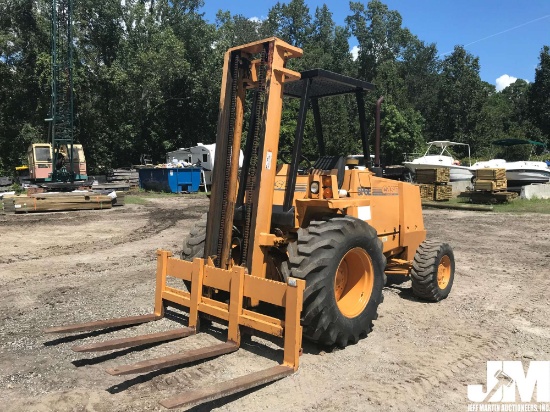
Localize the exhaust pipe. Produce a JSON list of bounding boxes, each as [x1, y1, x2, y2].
[[375, 96, 384, 167]]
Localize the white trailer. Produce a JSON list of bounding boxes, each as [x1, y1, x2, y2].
[[166, 143, 243, 188]]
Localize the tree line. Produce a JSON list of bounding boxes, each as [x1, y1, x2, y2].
[[1, 0, 549, 175]]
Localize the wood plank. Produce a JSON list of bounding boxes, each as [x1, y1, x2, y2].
[[71, 327, 195, 352], [159, 365, 294, 409], [44, 314, 161, 333], [105, 342, 238, 376], [14, 199, 113, 213], [16, 203, 112, 210]]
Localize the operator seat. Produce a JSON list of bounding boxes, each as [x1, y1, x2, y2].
[[312, 156, 346, 188]]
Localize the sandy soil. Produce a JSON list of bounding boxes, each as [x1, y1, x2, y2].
[[0, 196, 549, 412]]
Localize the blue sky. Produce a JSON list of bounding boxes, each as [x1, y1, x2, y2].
[[198, 0, 550, 90]]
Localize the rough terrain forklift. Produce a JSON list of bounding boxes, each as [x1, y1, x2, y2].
[[45, 37, 455, 409]]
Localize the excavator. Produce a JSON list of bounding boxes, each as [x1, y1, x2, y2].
[[44, 37, 455, 409]]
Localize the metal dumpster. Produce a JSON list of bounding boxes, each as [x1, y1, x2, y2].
[[138, 167, 201, 193]]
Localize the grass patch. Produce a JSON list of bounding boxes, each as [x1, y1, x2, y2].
[[129, 188, 208, 197], [124, 195, 150, 205], [443, 196, 550, 214], [492, 197, 550, 214], [124, 190, 208, 205]]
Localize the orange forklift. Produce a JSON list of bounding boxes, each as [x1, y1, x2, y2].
[[45, 37, 454, 409]]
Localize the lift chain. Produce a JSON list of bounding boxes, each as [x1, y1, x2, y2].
[[240, 46, 268, 265], [215, 52, 241, 267]]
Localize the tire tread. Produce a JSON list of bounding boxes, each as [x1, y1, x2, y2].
[[411, 240, 454, 301], [287, 216, 386, 347]]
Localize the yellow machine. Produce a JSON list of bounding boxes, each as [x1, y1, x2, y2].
[[25, 142, 87, 183], [45, 38, 455, 409]]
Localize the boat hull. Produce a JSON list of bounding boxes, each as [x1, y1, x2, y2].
[[470, 160, 550, 187], [506, 169, 550, 187]]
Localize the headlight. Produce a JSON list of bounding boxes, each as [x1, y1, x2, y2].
[[310, 181, 320, 194]]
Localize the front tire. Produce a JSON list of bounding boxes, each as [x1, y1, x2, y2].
[[286, 216, 386, 348], [181, 215, 207, 293], [411, 240, 455, 301], [181, 215, 207, 261]]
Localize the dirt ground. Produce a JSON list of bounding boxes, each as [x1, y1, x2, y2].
[[1, 196, 549, 412]]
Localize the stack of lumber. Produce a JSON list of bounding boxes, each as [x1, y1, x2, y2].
[[107, 169, 139, 188], [2, 192, 112, 214], [473, 168, 507, 192], [475, 168, 506, 180], [473, 180, 507, 191], [434, 185, 453, 201], [418, 184, 435, 200], [461, 168, 516, 204], [416, 168, 452, 201], [415, 168, 450, 184]]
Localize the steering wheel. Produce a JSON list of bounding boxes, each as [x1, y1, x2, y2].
[[279, 151, 313, 172]]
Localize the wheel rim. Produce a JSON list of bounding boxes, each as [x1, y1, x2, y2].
[[437, 255, 452, 289], [334, 247, 374, 318]]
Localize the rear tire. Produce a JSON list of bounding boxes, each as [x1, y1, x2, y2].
[[411, 240, 454, 301], [286, 216, 386, 348]]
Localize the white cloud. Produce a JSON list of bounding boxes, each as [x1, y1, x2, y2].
[[249, 17, 263, 23], [495, 74, 517, 92], [350, 45, 360, 61]]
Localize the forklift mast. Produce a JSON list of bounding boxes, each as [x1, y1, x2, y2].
[[205, 39, 378, 279], [204, 38, 302, 275]]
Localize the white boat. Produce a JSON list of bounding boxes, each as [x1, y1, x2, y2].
[[470, 159, 550, 187], [470, 139, 550, 187], [403, 141, 473, 181]]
